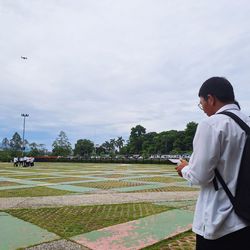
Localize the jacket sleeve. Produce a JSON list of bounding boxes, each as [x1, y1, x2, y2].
[[181, 120, 221, 186]]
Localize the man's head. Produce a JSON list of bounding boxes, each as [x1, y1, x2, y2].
[[198, 77, 237, 116]]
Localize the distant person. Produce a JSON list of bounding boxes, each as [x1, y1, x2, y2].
[[26, 157, 35, 167], [13, 157, 19, 167], [30, 157, 35, 167], [19, 157, 24, 166], [23, 156, 28, 167], [175, 77, 250, 249]]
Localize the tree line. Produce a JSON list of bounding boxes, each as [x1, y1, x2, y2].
[[0, 122, 197, 161]]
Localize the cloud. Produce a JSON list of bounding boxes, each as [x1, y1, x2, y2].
[[1, 0, 250, 149]]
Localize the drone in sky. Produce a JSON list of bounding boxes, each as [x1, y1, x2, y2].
[[21, 56, 28, 60]]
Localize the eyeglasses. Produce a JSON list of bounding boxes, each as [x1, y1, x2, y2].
[[198, 103, 203, 110]]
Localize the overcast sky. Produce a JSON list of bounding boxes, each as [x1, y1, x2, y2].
[[1, 0, 250, 150]]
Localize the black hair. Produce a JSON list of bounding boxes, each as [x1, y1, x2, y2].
[[199, 77, 235, 102], [199, 77, 240, 109], [234, 100, 241, 110]]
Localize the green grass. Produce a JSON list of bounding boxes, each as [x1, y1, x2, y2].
[[32, 177, 91, 183], [0, 163, 197, 248], [0, 186, 77, 197], [95, 174, 130, 178], [5, 203, 171, 238], [142, 230, 195, 250], [135, 171, 174, 175], [7, 175, 53, 179], [129, 185, 199, 192], [0, 162, 199, 195], [0, 181, 23, 187], [131, 176, 184, 183], [74, 180, 144, 189]]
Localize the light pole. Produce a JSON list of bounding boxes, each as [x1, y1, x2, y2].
[[21, 114, 29, 156]]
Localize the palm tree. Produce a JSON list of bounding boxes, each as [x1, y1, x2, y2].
[[102, 141, 112, 154], [110, 138, 116, 153], [116, 136, 125, 152]]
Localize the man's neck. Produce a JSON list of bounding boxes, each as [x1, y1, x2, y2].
[[214, 101, 234, 114]]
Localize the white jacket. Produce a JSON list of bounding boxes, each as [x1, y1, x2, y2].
[[182, 104, 250, 239]]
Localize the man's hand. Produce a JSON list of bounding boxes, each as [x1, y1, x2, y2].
[[175, 159, 188, 177]]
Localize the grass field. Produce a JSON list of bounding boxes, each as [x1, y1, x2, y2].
[[0, 162, 199, 197], [0, 162, 197, 249], [6, 203, 172, 238]]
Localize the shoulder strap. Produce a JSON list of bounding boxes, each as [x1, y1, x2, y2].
[[218, 111, 250, 135], [213, 111, 249, 208], [214, 168, 235, 206]]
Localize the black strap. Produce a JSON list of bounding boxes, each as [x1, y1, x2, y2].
[[218, 111, 250, 135], [214, 168, 235, 206], [213, 111, 250, 208], [213, 177, 219, 191]]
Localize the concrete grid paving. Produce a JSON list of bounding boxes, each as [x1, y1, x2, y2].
[[72, 209, 193, 250], [0, 167, 197, 193], [0, 163, 199, 249]]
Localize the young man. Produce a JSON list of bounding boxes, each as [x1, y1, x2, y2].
[[176, 77, 250, 250]]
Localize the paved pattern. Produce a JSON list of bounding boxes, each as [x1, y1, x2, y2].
[[0, 191, 198, 209], [26, 240, 89, 250], [0, 163, 198, 249], [72, 209, 193, 250], [0, 212, 59, 250], [0, 164, 198, 196]]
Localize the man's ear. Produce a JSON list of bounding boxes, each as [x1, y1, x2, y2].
[[207, 94, 216, 106]]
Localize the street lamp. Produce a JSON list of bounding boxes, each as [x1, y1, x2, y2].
[[21, 114, 29, 156]]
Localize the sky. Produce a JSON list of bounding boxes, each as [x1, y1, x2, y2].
[[1, 0, 250, 150]]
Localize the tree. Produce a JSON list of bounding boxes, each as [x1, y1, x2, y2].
[[74, 139, 94, 157], [52, 131, 72, 156], [142, 132, 157, 155], [109, 138, 116, 153], [9, 132, 22, 151], [29, 142, 47, 156], [128, 125, 146, 154], [155, 130, 179, 154], [183, 122, 198, 151], [95, 145, 106, 155], [101, 141, 113, 154], [115, 136, 125, 152], [172, 131, 185, 153], [0, 150, 12, 162], [1, 138, 10, 149]]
